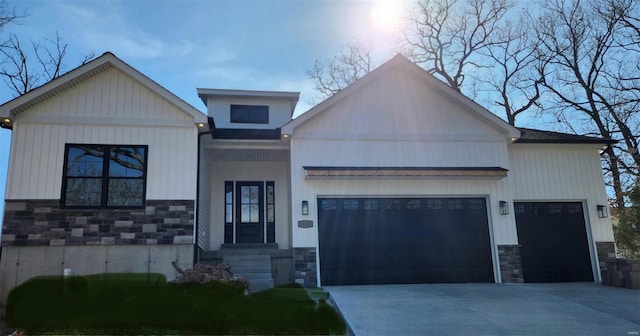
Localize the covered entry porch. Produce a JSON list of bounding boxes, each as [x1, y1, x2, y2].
[[196, 137, 294, 288]]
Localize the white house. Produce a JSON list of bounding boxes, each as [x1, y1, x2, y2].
[[0, 52, 616, 302]]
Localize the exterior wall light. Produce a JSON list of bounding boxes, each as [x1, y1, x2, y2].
[[302, 200, 309, 216], [3, 118, 10, 123], [197, 123, 205, 128], [499, 201, 509, 215], [597, 205, 608, 218]]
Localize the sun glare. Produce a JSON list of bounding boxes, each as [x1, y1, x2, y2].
[[370, 0, 404, 33]]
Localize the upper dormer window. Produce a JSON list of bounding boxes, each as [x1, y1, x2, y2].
[[230, 104, 269, 124]]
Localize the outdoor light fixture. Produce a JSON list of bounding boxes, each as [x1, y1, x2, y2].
[[3, 118, 10, 123], [499, 201, 509, 215], [283, 134, 290, 138], [197, 123, 205, 128], [302, 200, 309, 216], [597, 205, 608, 218]]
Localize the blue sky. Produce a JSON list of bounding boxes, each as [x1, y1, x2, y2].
[[0, 0, 408, 227]]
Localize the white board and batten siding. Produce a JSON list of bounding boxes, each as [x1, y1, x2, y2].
[[5, 67, 199, 201], [289, 67, 518, 248], [509, 144, 614, 242]]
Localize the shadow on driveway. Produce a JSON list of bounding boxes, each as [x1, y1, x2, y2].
[[327, 283, 639, 336]]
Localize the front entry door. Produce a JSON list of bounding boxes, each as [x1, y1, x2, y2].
[[235, 182, 264, 243]]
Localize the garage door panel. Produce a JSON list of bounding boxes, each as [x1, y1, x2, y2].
[[515, 202, 593, 283], [318, 197, 494, 285]]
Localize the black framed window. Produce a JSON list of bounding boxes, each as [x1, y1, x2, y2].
[[62, 144, 148, 208], [266, 181, 275, 243], [230, 104, 269, 124], [224, 181, 234, 244]]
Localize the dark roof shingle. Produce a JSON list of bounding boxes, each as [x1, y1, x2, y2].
[[515, 128, 615, 144]]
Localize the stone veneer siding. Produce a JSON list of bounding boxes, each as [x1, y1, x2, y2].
[[294, 247, 317, 287], [1, 199, 194, 246], [595, 241, 616, 269], [596, 241, 616, 283], [498, 244, 524, 283]]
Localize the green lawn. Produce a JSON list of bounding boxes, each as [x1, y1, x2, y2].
[[6, 274, 346, 335]]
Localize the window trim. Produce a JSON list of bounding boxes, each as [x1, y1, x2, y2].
[[61, 144, 149, 209], [230, 104, 269, 124]]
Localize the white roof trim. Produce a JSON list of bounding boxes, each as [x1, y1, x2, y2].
[[0, 52, 207, 124], [282, 55, 521, 140], [197, 88, 300, 100], [197, 88, 300, 116]]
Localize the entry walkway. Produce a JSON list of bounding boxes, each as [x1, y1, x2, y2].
[[327, 283, 639, 336]]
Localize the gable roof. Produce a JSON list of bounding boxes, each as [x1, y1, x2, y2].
[[0, 52, 207, 128], [516, 128, 615, 145], [281, 54, 521, 140]]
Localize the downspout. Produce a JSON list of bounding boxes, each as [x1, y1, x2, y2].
[[194, 129, 212, 265]]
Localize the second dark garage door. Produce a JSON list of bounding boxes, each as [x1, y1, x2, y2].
[[515, 202, 594, 282], [318, 197, 494, 285]]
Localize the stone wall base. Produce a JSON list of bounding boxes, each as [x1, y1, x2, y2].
[[0, 244, 194, 305], [294, 247, 317, 287], [2, 199, 194, 247], [596, 242, 616, 269], [600, 258, 640, 289], [498, 244, 524, 283]]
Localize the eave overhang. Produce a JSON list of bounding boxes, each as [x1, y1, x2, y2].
[[207, 116, 282, 140], [303, 166, 508, 180], [0, 52, 207, 128], [282, 55, 521, 141], [197, 88, 300, 117]]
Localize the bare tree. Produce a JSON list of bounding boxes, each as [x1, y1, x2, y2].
[[535, 0, 639, 207], [306, 41, 375, 100], [0, 32, 95, 96], [0, 0, 22, 32], [475, 15, 544, 125], [403, 0, 513, 93]]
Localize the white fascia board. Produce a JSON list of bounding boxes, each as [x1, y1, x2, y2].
[[404, 65, 521, 140], [282, 55, 521, 141], [0, 58, 112, 120], [197, 88, 300, 116], [0, 52, 207, 125], [106, 54, 207, 124], [196, 88, 300, 99], [281, 67, 384, 135]]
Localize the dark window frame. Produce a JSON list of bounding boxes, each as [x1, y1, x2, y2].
[[61, 144, 148, 209], [224, 181, 234, 244], [266, 181, 275, 243], [230, 104, 269, 124]]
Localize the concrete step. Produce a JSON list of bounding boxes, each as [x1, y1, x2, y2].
[[225, 254, 272, 274], [233, 272, 273, 280], [223, 254, 274, 293]]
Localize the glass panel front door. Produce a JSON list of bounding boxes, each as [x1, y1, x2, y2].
[[235, 182, 264, 243]]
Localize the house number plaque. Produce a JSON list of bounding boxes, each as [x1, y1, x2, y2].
[[298, 220, 313, 228]]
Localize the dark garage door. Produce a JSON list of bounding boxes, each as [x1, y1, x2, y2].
[[515, 202, 593, 283], [318, 197, 494, 285]]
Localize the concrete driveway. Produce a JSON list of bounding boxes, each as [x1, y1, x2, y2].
[[327, 283, 639, 336]]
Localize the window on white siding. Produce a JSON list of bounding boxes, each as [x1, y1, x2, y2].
[[62, 144, 148, 208], [230, 104, 269, 124]]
